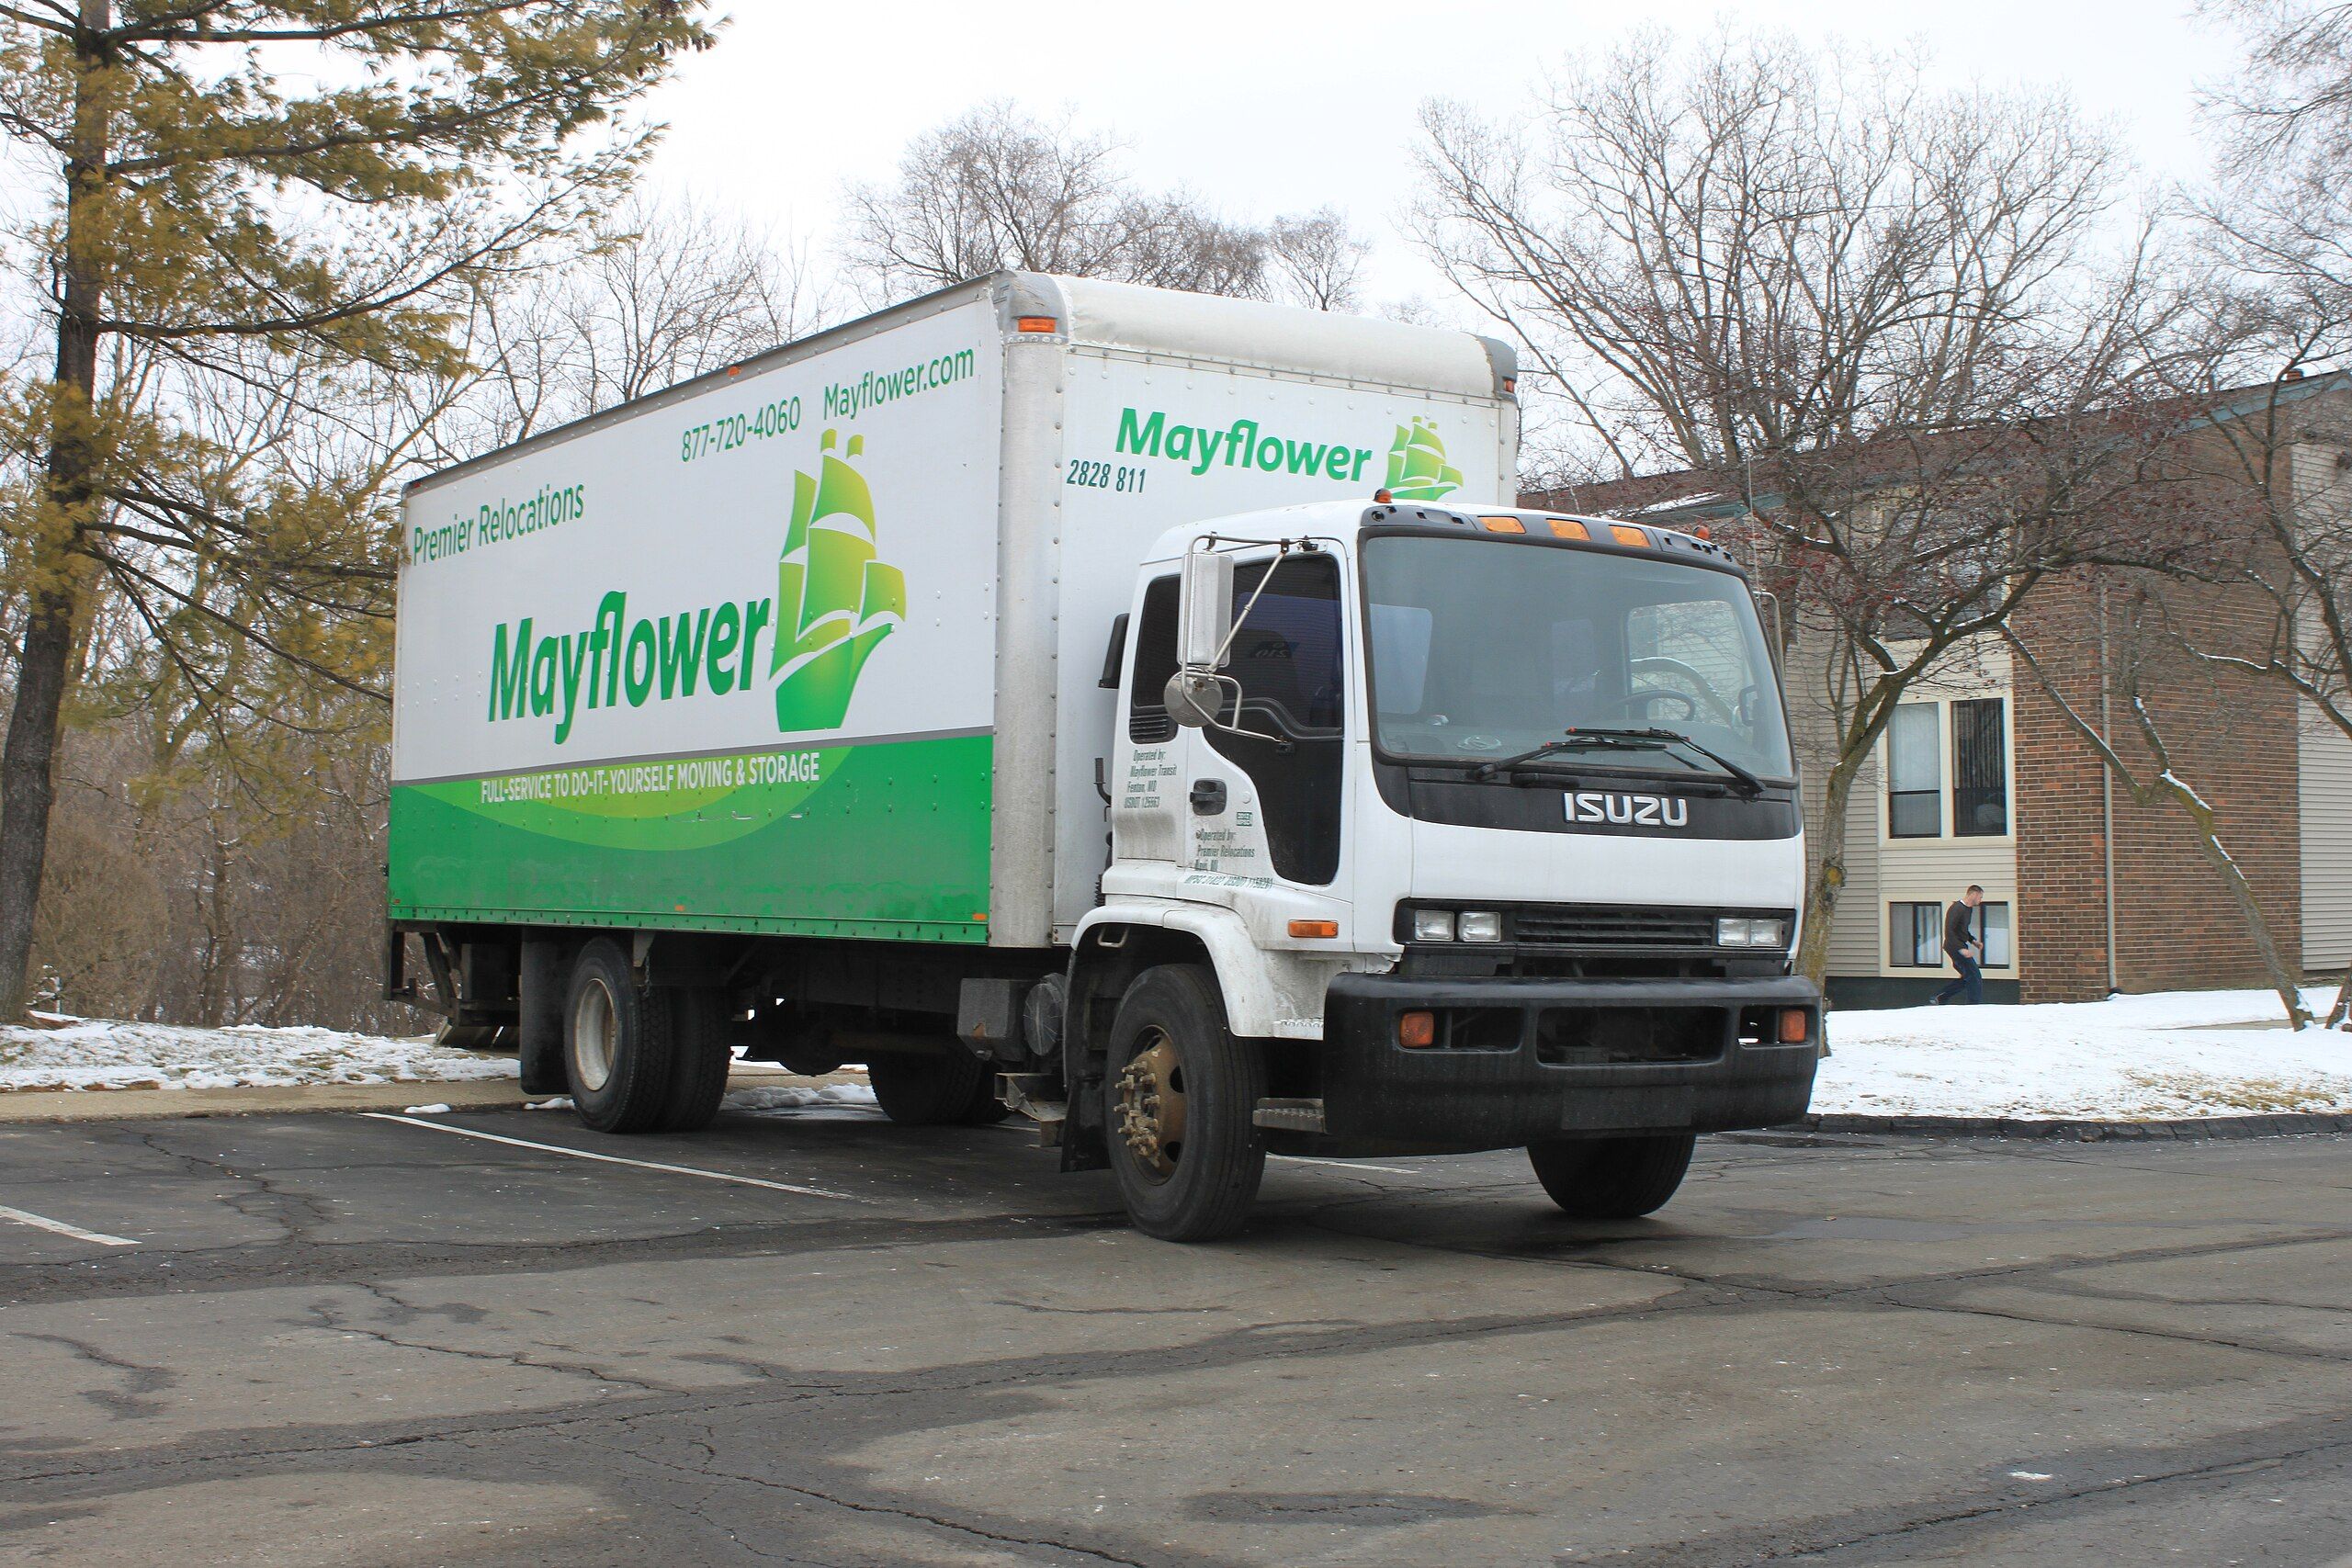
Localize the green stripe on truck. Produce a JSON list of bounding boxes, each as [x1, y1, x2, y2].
[[388, 733, 993, 941]]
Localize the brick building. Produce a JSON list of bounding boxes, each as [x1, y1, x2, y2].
[[1530, 386, 2352, 1005]]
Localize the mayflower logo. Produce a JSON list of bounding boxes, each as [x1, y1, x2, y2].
[[481, 428, 903, 743], [1385, 417, 1463, 502], [772, 429, 905, 731]]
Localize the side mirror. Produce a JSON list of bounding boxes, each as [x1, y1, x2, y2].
[[1752, 590, 1784, 674], [1163, 669, 1227, 729], [1176, 547, 1234, 671]]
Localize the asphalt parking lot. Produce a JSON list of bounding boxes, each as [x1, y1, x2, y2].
[[1, 1100, 2347, 1567]]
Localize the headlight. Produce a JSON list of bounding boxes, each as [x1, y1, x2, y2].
[[1412, 908, 1456, 942], [1717, 917, 1790, 949], [1456, 910, 1503, 942]]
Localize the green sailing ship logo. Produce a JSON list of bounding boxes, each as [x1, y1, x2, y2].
[[772, 429, 905, 732], [1385, 416, 1463, 502]]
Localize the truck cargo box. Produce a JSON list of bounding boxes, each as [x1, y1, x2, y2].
[[390, 273, 1519, 950]]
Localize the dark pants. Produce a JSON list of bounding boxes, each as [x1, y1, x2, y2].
[[1933, 952, 1984, 1006]]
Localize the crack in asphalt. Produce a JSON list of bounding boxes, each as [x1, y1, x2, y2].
[[619, 1425, 1182, 1568], [10, 1331, 180, 1420], [1622, 1408, 2352, 1564], [297, 1279, 687, 1396], [0, 1279, 1735, 1492]]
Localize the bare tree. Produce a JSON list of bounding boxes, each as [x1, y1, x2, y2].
[[842, 102, 1268, 302], [455, 195, 833, 450], [2007, 591, 2312, 1027], [2149, 4, 2352, 1024], [1265, 208, 1372, 311], [1412, 27, 2212, 982], [2201, 0, 2352, 167]]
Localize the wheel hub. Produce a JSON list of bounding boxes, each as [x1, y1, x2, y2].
[[571, 977, 616, 1092], [1114, 1030, 1187, 1179]]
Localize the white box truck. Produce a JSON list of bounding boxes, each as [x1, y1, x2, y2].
[[390, 273, 1819, 1239]]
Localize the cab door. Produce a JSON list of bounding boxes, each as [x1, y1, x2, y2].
[[1188, 549, 1349, 895], [1109, 571, 1190, 870]]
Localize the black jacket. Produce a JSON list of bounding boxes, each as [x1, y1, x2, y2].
[[1943, 900, 1978, 958]]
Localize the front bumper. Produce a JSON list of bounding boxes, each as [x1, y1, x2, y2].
[[1318, 972, 1820, 1151]]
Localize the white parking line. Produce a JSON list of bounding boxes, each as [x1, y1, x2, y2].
[[1272, 1155, 1425, 1177], [0, 1203, 140, 1247], [360, 1114, 861, 1201]]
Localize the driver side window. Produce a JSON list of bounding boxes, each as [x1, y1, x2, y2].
[[1625, 600, 1747, 728]]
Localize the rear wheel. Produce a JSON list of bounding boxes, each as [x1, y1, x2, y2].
[[659, 987, 734, 1133], [1102, 964, 1265, 1242], [564, 940, 676, 1134], [1526, 1134, 1697, 1218], [869, 1050, 1005, 1126]]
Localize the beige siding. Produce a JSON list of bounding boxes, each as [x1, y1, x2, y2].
[[1825, 751, 1884, 975], [2292, 439, 2352, 971], [2301, 706, 2352, 969]]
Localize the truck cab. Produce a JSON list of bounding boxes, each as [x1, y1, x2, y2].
[[1057, 498, 1818, 1237]]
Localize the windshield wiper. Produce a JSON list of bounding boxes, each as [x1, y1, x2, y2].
[[1471, 726, 1765, 796]]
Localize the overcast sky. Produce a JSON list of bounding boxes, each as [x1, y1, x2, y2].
[[641, 0, 2239, 315]]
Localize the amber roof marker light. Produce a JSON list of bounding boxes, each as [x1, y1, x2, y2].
[[1014, 315, 1057, 334]]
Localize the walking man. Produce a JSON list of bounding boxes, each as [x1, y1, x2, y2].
[[1932, 886, 1985, 1006]]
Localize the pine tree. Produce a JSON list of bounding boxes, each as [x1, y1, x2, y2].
[[0, 1, 715, 1019]]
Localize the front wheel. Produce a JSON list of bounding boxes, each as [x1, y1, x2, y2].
[[1102, 965, 1266, 1242], [1526, 1134, 1697, 1218]]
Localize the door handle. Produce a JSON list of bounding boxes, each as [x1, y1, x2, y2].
[[1189, 778, 1227, 816]]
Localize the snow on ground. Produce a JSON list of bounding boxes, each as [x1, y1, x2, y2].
[[0, 1016, 518, 1092], [1819, 986, 2352, 1120], [7, 988, 2347, 1122], [724, 1083, 880, 1120]]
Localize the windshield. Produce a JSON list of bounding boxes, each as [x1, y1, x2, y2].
[[1362, 534, 1795, 781]]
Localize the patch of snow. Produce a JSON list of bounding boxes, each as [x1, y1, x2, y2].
[[525, 1096, 574, 1112], [402, 1103, 452, 1116], [724, 1083, 882, 1121], [2009, 1472, 2055, 1482], [1820, 986, 2352, 1120], [0, 1016, 519, 1093]]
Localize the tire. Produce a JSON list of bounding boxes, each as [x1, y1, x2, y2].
[[869, 1050, 1002, 1126], [1526, 1134, 1697, 1219], [1101, 964, 1265, 1242], [659, 987, 734, 1133], [563, 939, 677, 1134]]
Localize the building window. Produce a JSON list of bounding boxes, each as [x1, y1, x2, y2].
[[1951, 698, 2008, 837], [1977, 901, 2012, 968], [1887, 704, 1941, 838], [1890, 902, 1945, 967]]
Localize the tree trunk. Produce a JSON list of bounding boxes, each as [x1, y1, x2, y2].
[[1795, 750, 1864, 986], [0, 0, 109, 1021], [2166, 787, 2312, 1031]]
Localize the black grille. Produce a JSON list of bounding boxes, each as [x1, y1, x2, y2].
[[1510, 906, 1723, 948]]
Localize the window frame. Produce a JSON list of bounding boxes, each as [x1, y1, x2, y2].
[[1880, 693, 2015, 844], [1885, 703, 1944, 840], [1975, 900, 2013, 970], [1889, 901, 1946, 967], [1951, 697, 2010, 839]]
